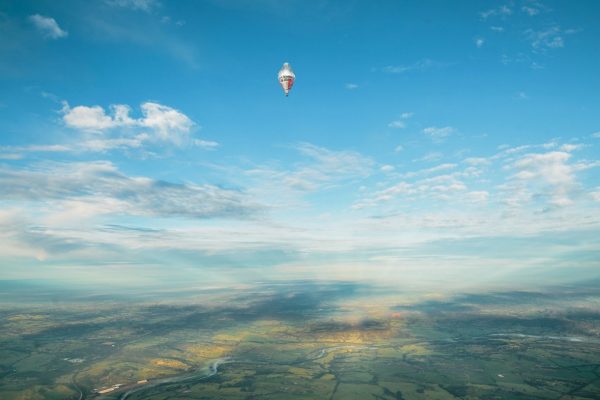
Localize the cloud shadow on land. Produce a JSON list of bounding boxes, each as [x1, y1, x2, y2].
[[18, 281, 371, 341], [392, 280, 600, 337]]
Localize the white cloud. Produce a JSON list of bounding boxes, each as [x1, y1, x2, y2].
[[0, 161, 259, 220], [345, 83, 359, 90], [394, 145, 404, 153], [62, 101, 201, 147], [79, 134, 150, 152], [522, 5, 541, 16], [423, 126, 455, 141], [380, 165, 395, 173], [464, 157, 490, 166], [354, 170, 468, 208], [193, 139, 219, 149], [295, 143, 374, 180], [244, 143, 375, 201], [512, 151, 575, 206], [591, 189, 600, 202], [105, 0, 159, 12], [591, 131, 600, 138], [140, 102, 193, 144], [382, 59, 445, 74], [63, 105, 117, 131], [525, 26, 568, 51], [417, 152, 443, 162], [400, 163, 457, 179], [0, 144, 71, 153], [466, 191, 489, 203], [29, 14, 68, 39], [388, 112, 413, 128], [490, 26, 505, 32], [480, 5, 512, 19], [560, 143, 582, 152], [475, 38, 485, 48], [0, 153, 23, 160], [388, 120, 405, 129]]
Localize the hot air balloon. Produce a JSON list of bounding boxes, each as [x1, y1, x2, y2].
[[278, 62, 295, 96]]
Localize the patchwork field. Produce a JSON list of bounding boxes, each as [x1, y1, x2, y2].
[[1, 281, 599, 399]]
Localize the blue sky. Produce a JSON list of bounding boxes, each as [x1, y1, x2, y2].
[[1, 0, 599, 290]]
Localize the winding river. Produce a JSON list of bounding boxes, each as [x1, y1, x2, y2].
[[119, 358, 230, 400]]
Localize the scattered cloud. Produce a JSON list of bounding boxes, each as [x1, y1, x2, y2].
[[388, 112, 414, 128], [380, 164, 395, 173], [522, 2, 548, 16], [388, 120, 405, 129], [29, 14, 68, 39], [525, 26, 572, 51], [394, 145, 404, 153], [345, 83, 359, 90], [480, 5, 512, 19], [475, 37, 485, 48], [591, 131, 600, 139], [490, 26, 504, 32], [423, 126, 455, 142]]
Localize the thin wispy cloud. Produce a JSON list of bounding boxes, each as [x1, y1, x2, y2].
[[416, 152, 444, 162], [522, 5, 540, 16], [29, 14, 68, 39], [105, 0, 160, 12], [480, 5, 512, 20], [381, 59, 446, 74], [0, 161, 260, 219]]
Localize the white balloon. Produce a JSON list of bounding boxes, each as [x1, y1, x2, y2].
[[278, 62, 295, 96]]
